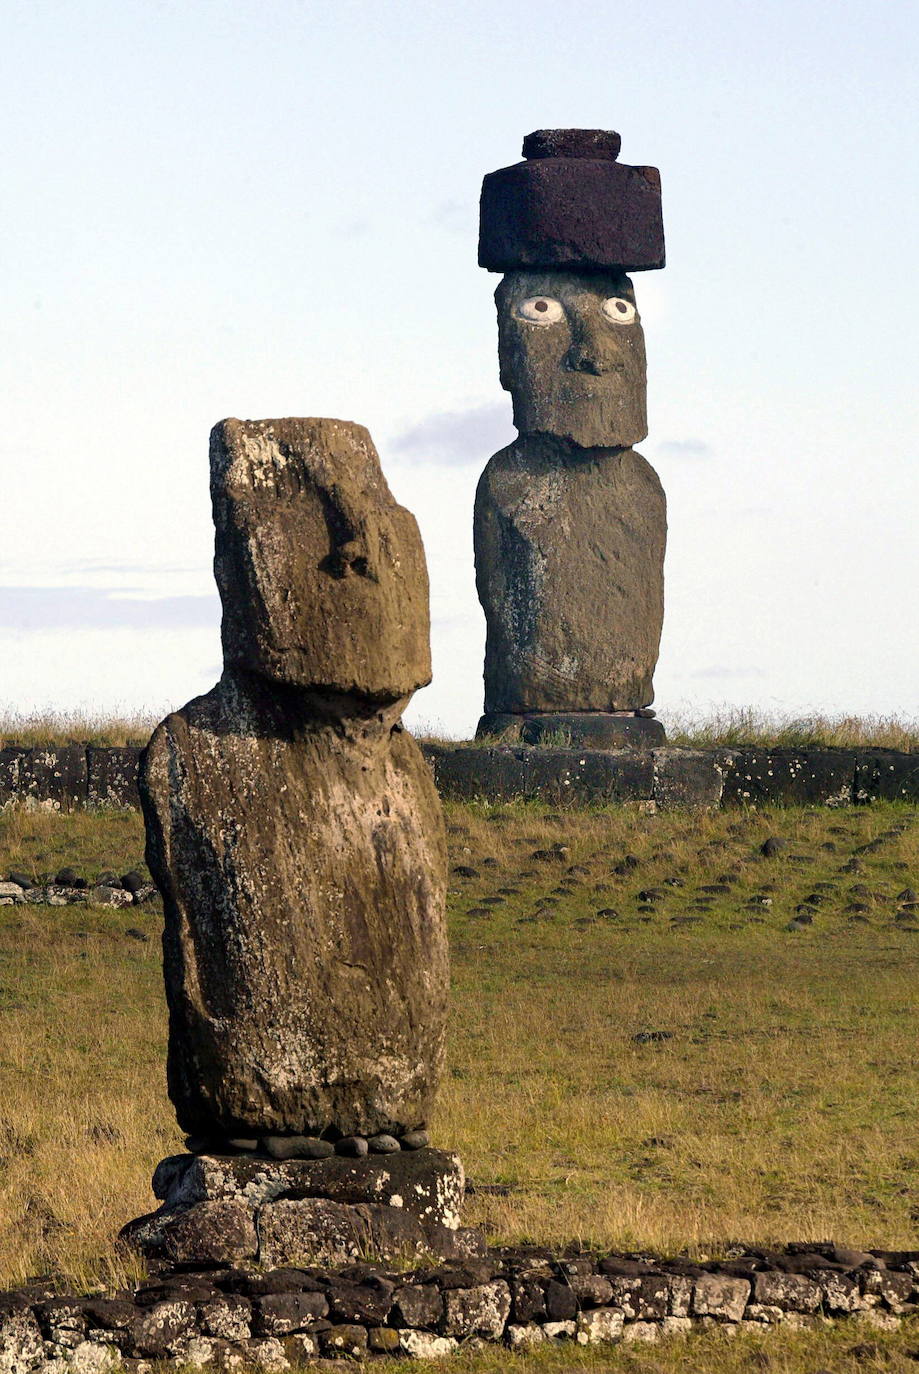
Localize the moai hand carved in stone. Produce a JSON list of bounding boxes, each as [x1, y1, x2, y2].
[[140, 419, 449, 1145], [474, 129, 668, 748]]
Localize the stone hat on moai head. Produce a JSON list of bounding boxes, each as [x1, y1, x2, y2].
[[478, 128, 665, 274]]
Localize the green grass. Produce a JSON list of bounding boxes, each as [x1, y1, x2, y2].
[[3, 705, 917, 751], [1, 797, 918, 1364], [414, 708, 919, 752]]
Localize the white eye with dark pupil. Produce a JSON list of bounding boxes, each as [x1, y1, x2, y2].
[[602, 296, 637, 324], [517, 296, 564, 324]]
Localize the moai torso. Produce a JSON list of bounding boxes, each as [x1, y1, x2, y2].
[[140, 418, 448, 1142], [474, 130, 668, 746]]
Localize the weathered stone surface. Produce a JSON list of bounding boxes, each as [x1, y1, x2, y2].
[[507, 1321, 547, 1347], [127, 1301, 196, 1358], [257, 1200, 363, 1268], [424, 1224, 488, 1262], [569, 1274, 613, 1307], [0, 746, 88, 810], [522, 129, 623, 161], [475, 436, 665, 713], [721, 749, 855, 807], [86, 747, 140, 808], [199, 1298, 252, 1342], [424, 743, 657, 804], [691, 1274, 750, 1322], [138, 417, 447, 1147], [575, 1307, 625, 1344], [477, 711, 665, 750], [351, 1204, 428, 1261], [1, 1303, 48, 1374], [211, 418, 430, 698], [154, 1150, 464, 1229], [443, 1281, 511, 1340], [254, 1292, 329, 1335], [854, 750, 919, 802], [752, 1272, 821, 1312], [325, 1277, 393, 1326], [122, 1199, 257, 1266], [653, 749, 729, 808], [479, 137, 664, 273], [390, 1286, 443, 1331], [495, 271, 647, 448], [320, 1324, 367, 1358], [141, 665, 447, 1140], [397, 1330, 458, 1359], [606, 1274, 670, 1320], [544, 1280, 578, 1322], [263, 1136, 334, 1161]]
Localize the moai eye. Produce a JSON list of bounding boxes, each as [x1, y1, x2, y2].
[[602, 297, 638, 325], [516, 296, 565, 325]]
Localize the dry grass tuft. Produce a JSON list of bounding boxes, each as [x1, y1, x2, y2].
[[665, 707, 919, 753], [0, 709, 159, 749], [416, 708, 919, 752]]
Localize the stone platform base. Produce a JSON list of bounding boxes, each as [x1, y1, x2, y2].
[[477, 710, 666, 749], [2, 1242, 916, 1371], [122, 1150, 485, 1269]]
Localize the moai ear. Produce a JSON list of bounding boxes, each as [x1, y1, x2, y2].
[[211, 417, 432, 701]]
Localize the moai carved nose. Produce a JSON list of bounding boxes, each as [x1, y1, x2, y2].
[[564, 313, 624, 376], [564, 342, 604, 375]]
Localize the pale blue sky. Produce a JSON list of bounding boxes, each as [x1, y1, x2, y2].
[[2, 0, 917, 733]]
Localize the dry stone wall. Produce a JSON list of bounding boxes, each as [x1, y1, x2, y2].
[[1, 744, 918, 811], [0, 1244, 916, 1371]]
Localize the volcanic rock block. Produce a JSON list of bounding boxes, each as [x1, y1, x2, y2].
[[153, 1150, 465, 1230], [479, 130, 664, 273], [477, 711, 666, 750], [474, 436, 666, 713], [140, 418, 448, 1142]]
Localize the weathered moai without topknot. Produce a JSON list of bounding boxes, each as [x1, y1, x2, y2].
[[141, 418, 449, 1142]]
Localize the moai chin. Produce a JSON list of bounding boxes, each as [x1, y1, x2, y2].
[[474, 129, 668, 749]]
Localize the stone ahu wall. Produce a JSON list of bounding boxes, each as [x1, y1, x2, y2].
[[1, 742, 917, 811], [0, 1243, 916, 1371]]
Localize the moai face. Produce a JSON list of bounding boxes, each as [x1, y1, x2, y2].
[[496, 269, 647, 449], [211, 417, 432, 703]]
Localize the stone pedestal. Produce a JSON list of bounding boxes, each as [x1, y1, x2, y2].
[[123, 1149, 485, 1269], [476, 710, 665, 749]]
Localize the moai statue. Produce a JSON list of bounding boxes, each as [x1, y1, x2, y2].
[[475, 128, 667, 748], [128, 419, 473, 1267]]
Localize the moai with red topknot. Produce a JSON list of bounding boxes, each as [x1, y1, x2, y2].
[[475, 129, 668, 748]]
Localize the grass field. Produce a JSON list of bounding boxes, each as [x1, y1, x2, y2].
[[3, 706, 918, 751], [1, 797, 918, 1369]]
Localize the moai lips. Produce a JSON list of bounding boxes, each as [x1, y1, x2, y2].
[[140, 419, 448, 1141]]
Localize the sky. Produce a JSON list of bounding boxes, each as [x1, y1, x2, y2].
[[2, 0, 917, 737]]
